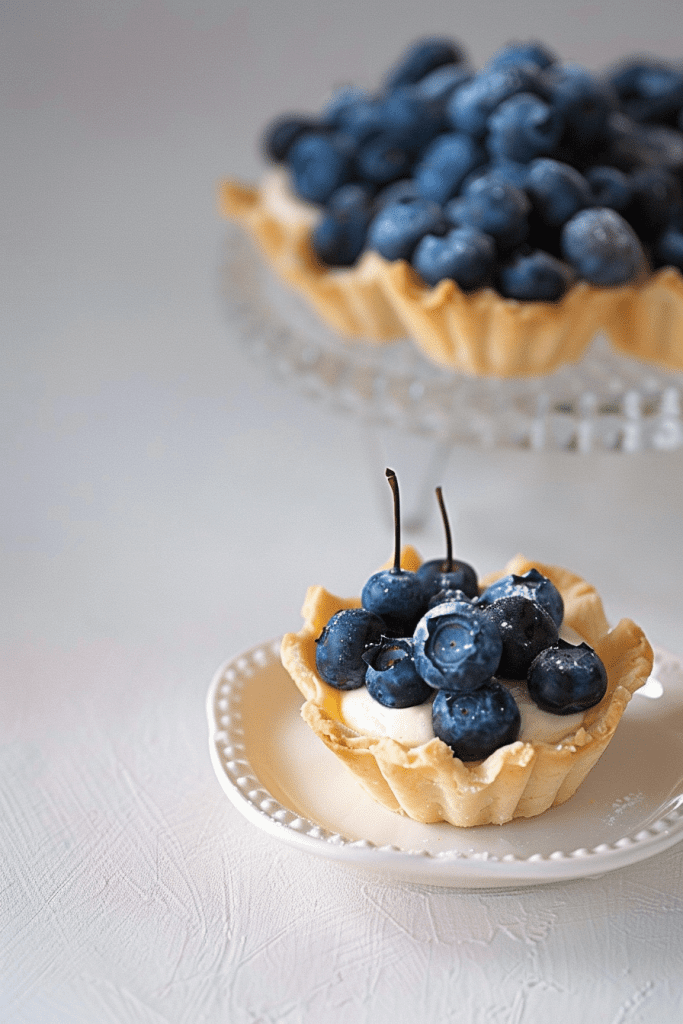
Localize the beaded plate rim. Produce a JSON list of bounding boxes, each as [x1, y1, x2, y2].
[[207, 638, 683, 887]]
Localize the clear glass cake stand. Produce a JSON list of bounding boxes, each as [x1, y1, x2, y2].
[[222, 226, 683, 525]]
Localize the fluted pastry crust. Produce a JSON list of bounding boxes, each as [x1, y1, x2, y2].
[[280, 550, 653, 827], [220, 171, 683, 378]]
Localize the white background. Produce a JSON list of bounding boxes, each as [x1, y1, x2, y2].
[[3, 1, 683, 1021]]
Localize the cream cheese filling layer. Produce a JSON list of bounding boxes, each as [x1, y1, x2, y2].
[[339, 625, 586, 748]]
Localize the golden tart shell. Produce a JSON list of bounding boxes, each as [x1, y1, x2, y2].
[[219, 171, 683, 378], [280, 550, 653, 827]]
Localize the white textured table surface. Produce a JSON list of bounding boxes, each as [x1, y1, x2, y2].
[[3, 3, 683, 1021]]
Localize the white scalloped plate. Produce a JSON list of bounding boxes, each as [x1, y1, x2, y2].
[[207, 639, 683, 888]]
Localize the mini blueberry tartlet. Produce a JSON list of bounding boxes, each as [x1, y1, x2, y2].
[[281, 549, 653, 826], [221, 38, 683, 377]]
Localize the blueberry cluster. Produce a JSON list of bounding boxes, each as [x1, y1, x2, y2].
[[263, 38, 683, 300], [315, 566, 607, 761]]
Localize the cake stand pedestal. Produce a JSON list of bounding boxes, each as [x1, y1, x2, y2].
[[223, 226, 683, 527]]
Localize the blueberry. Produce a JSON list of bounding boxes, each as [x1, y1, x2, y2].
[[624, 166, 682, 240], [384, 37, 466, 90], [381, 87, 444, 151], [315, 608, 385, 690], [482, 595, 558, 679], [362, 567, 427, 635], [363, 638, 433, 708], [606, 112, 683, 171], [560, 207, 647, 286], [428, 588, 474, 609], [526, 158, 594, 228], [416, 557, 479, 601], [487, 41, 557, 73], [447, 65, 546, 138], [332, 97, 386, 144], [311, 209, 369, 267], [262, 115, 321, 162], [498, 250, 574, 301], [413, 132, 487, 205], [460, 159, 530, 194], [486, 159, 530, 189], [366, 197, 446, 261], [373, 178, 420, 210], [610, 59, 683, 124], [288, 133, 353, 204], [585, 166, 632, 211], [413, 600, 503, 692], [543, 63, 615, 151], [633, 124, 683, 172], [412, 226, 496, 290], [327, 182, 376, 214], [321, 86, 372, 128], [527, 640, 607, 714], [355, 133, 415, 184], [457, 174, 531, 249], [478, 569, 564, 627], [414, 64, 472, 106], [432, 683, 520, 761], [487, 93, 564, 163], [653, 224, 683, 270]]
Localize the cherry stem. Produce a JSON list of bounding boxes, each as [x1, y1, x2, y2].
[[386, 468, 401, 574], [435, 486, 453, 573]]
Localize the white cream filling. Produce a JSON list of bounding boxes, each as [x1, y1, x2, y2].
[[339, 624, 587, 748]]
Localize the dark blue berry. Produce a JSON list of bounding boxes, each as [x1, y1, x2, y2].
[[384, 37, 466, 90], [624, 166, 682, 240], [413, 600, 503, 692], [428, 588, 474, 609], [461, 159, 530, 193], [487, 93, 564, 163], [544, 63, 615, 151], [585, 166, 632, 211], [315, 608, 385, 690], [414, 132, 487, 205], [478, 569, 564, 627], [355, 133, 415, 184], [367, 197, 446, 261], [288, 133, 353, 204], [653, 224, 683, 270], [487, 41, 557, 72], [313, 186, 375, 267], [447, 65, 546, 138], [321, 86, 372, 128], [412, 226, 496, 290], [560, 207, 646, 285], [606, 113, 683, 171], [482, 595, 558, 679], [332, 97, 386, 144], [380, 87, 443, 151], [311, 209, 369, 267], [432, 683, 520, 761], [457, 174, 531, 249], [328, 182, 376, 213], [263, 115, 321, 162], [527, 640, 607, 713], [526, 158, 594, 228], [416, 558, 479, 601], [363, 638, 432, 708], [361, 568, 427, 635], [414, 64, 472, 106], [373, 178, 420, 211], [610, 59, 683, 124], [498, 250, 574, 301]]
